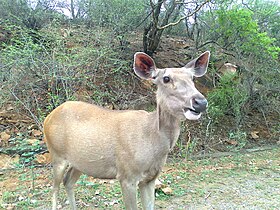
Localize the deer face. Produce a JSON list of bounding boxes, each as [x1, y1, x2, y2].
[[134, 51, 210, 121]]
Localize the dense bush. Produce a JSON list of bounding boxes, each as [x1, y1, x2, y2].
[[197, 6, 280, 131], [207, 72, 248, 125], [0, 0, 64, 30], [214, 8, 280, 59], [0, 22, 138, 127]]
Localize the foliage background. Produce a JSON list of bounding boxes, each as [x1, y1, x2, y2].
[[0, 0, 279, 158]]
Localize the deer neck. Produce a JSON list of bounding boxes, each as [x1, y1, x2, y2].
[[152, 103, 181, 150]]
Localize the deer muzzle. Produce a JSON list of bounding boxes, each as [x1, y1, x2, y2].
[[192, 97, 208, 113], [183, 97, 208, 120]]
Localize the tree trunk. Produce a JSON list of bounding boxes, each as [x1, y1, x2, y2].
[[143, 0, 177, 56], [71, 0, 75, 19]]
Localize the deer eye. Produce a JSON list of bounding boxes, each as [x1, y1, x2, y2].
[[163, 76, 170, 83]]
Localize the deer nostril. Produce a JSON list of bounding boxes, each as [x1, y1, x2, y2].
[[192, 98, 208, 113]]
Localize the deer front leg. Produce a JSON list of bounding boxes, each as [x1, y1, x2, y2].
[[120, 179, 138, 210], [139, 179, 156, 210]]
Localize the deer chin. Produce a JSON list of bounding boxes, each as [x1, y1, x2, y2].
[[183, 109, 202, 120]]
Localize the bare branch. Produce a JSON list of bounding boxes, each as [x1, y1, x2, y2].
[[150, 0, 164, 27], [157, 0, 210, 30], [10, 89, 43, 131], [197, 40, 221, 49], [135, 9, 153, 29]]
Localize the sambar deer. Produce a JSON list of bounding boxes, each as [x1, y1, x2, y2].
[[44, 51, 210, 210]]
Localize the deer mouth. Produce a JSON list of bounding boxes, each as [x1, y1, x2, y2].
[[183, 108, 202, 120]]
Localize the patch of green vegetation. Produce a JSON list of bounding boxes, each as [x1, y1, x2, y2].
[[75, 175, 124, 208], [7, 135, 44, 166]]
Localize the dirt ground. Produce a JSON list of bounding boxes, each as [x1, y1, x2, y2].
[[1, 147, 279, 209], [159, 147, 280, 209]]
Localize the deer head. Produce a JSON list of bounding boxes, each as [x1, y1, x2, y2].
[[134, 51, 210, 121]]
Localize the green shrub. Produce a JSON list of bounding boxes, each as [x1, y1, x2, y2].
[[207, 72, 248, 125], [215, 8, 280, 59], [228, 130, 247, 151]]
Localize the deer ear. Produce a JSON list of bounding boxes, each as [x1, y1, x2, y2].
[[133, 52, 156, 79], [185, 51, 210, 77]]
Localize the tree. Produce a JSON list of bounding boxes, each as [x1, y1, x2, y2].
[[84, 0, 147, 30], [250, 0, 280, 47], [143, 0, 209, 56], [205, 7, 280, 58]]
